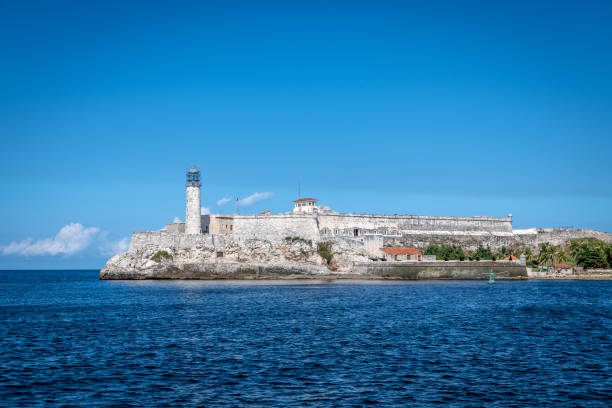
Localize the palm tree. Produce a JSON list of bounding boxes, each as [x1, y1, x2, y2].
[[536, 243, 571, 266], [537, 243, 556, 266]]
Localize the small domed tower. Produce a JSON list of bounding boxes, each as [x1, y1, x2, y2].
[[185, 166, 202, 234]]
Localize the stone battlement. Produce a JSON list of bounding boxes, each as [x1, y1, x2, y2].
[[197, 211, 513, 242]]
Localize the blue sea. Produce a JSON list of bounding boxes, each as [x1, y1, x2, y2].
[[1, 271, 611, 407]]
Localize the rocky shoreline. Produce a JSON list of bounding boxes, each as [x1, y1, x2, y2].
[[99, 263, 611, 280], [100, 261, 330, 280], [99, 230, 611, 281], [100, 259, 530, 280], [100, 259, 612, 281]]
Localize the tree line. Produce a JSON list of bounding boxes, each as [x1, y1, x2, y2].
[[422, 238, 612, 269]]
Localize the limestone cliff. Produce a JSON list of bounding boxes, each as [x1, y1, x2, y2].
[[100, 232, 372, 280], [100, 227, 611, 280]]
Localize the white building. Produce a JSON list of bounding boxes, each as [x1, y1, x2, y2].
[[293, 198, 319, 213], [380, 248, 423, 261]]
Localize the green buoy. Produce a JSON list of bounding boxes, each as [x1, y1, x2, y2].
[[488, 269, 495, 284]]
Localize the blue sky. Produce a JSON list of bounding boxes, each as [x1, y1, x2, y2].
[[1, 1, 611, 269]]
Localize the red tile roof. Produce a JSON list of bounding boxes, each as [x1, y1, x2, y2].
[[504, 255, 520, 261], [380, 248, 422, 255], [293, 198, 319, 203], [260, 210, 270, 215], [555, 263, 572, 269]]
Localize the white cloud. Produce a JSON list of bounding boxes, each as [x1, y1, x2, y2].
[[201, 207, 211, 215], [238, 192, 274, 207], [1, 223, 100, 256], [99, 237, 130, 257], [2, 223, 130, 258], [216, 197, 231, 206], [173, 216, 182, 223]]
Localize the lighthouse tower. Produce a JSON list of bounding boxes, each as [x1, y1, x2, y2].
[[185, 166, 202, 234]]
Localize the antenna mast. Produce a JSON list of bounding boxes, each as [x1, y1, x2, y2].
[[298, 181, 301, 199], [235, 197, 240, 215]]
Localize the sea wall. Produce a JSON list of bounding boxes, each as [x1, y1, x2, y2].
[[353, 261, 527, 279]]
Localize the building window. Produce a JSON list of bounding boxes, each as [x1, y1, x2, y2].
[[217, 252, 224, 258], [354, 228, 359, 237]]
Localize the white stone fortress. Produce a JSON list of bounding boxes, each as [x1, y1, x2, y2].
[[161, 166, 610, 252], [101, 166, 612, 279], [167, 167, 515, 242]]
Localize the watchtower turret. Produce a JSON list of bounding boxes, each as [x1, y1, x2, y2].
[[185, 166, 202, 234]]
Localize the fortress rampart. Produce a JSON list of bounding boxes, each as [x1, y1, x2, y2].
[[129, 231, 228, 253], [209, 211, 514, 245], [232, 214, 320, 241], [192, 211, 609, 252], [200, 212, 513, 240], [317, 213, 512, 237]]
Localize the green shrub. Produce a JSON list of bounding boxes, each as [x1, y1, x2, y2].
[[317, 242, 332, 264], [495, 246, 510, 259], [284, 236, 313, 245], [473, 246, 493, 260], [151, 250, 173, 263], [424, 244, 465, 260]]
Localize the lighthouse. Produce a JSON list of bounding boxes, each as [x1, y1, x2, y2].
[[185, 166, 202, 234]]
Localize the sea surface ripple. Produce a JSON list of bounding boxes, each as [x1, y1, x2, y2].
[[1, 271, 611, 407]]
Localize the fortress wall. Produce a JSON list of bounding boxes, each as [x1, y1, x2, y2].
[[232, 214, 320, 242], [208, 215, 234, 235], [317, 213, 513, 235], [129, 231, 228, 252], [520, 228, 612, 246], [396, 215, 512, 233], [383, 233, 518, 252], [353, 261, 527, 279], [318, 214, 399, 235], [383, 228, 612, 252], [324, 235, 384, 258]]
